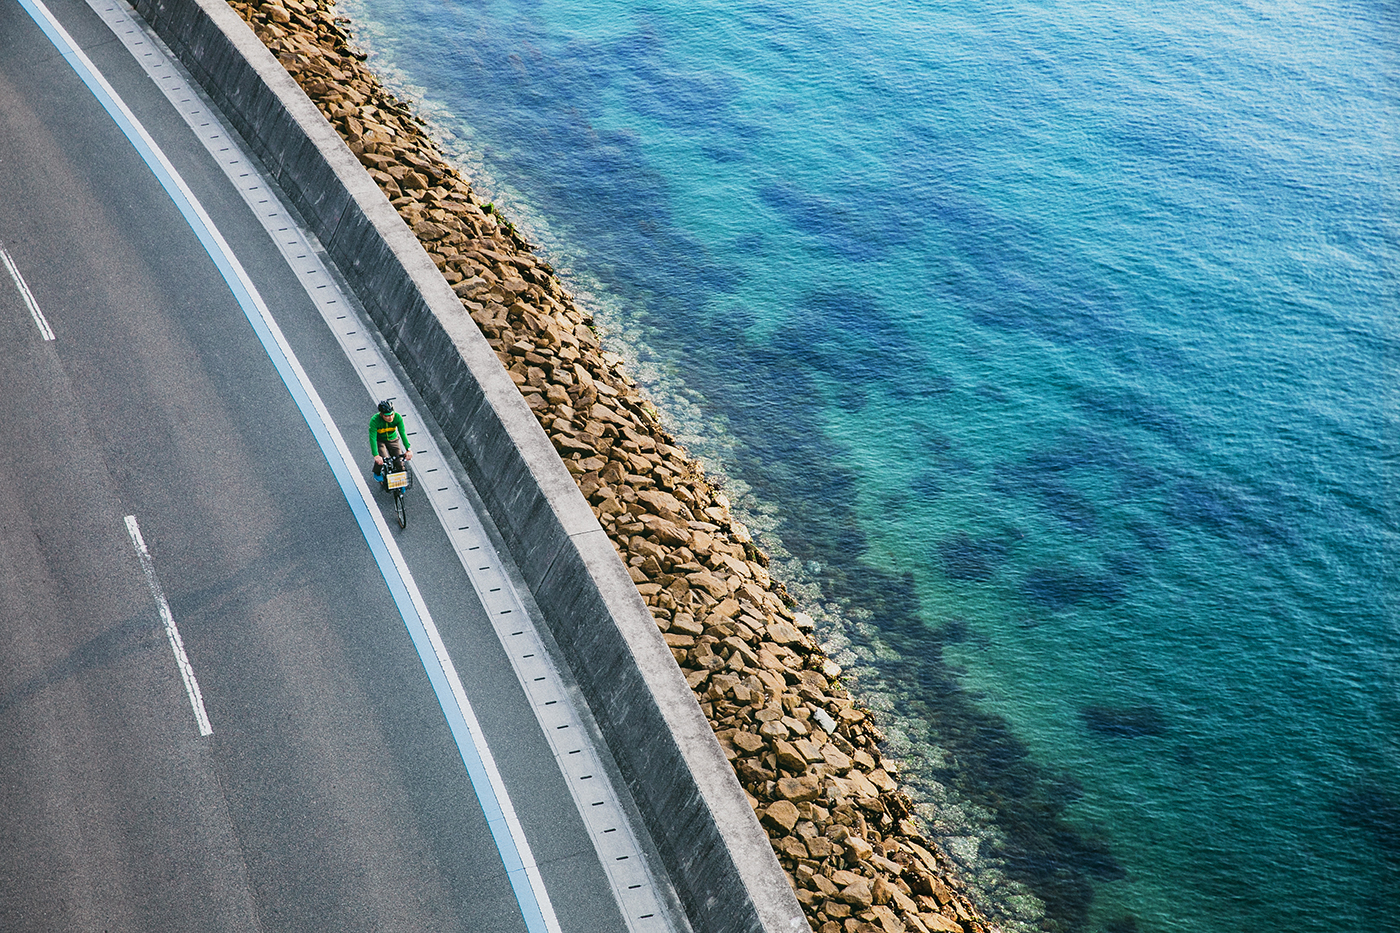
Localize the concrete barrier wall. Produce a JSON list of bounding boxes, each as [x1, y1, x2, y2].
[[128, 1, 808, 931]]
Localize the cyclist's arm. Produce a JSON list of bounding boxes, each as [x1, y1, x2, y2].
[[394, 413, 410, 451], [369, 416, 381, 458]]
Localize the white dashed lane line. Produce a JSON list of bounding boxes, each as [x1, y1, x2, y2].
[[125, 514, 214, 737], [1, 243, 56, 341]]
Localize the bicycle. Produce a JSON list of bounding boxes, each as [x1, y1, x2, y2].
[[379, 453, 412, 529]]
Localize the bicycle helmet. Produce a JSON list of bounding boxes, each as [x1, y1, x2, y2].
[[377, 399, 395, 415]]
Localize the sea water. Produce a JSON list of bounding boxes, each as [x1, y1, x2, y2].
[[333, 0, 1398, 929]]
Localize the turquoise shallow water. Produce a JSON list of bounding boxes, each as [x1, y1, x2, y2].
[[335, 0, 1398, 929]]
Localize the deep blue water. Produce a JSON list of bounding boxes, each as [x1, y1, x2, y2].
[[335, 0, 1398, 929]]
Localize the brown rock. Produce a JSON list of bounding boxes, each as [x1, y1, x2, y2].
[[822, 745, 853, 773], [919, 913, 962, 933], [871, 877, 897, 908], [829, 869, 861, 888], [777, 835, 809, 860], [839, 878, 874, 908], [823, 901, 852, 920], [670, 613, 704, 637], [599, 459, 626, 485], [766, 621, 806, 647], [411, 217, 446, 238], [688, 571, 729, 599], [732, 731, 765, 755], [844, 833, 875, 862], [774, 739, 807, 773], [906, 842, 945, 879], [871, 854, 904, 876], [868, 769, 898, 793], [846, 771, 880, 800], [776, 774, 822, 803], [758, 720, 791, 741], [868, 904, 905, 933], [890, 888, 921, 918], [636, 487, 688, 522], [711, 596, 742, 618], [697, 654, 726, 672], [761, 800, 800, 834]]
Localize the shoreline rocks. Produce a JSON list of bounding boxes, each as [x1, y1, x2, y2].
[[228, 2, 996, 930]]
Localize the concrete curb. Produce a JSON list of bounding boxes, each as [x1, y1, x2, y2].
[[128, 1, 808, 931]]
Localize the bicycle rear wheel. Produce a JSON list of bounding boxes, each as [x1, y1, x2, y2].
[[394, 488, 407, 529]]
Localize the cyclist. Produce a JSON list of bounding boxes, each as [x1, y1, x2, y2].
[[370, 399, 412, 480]]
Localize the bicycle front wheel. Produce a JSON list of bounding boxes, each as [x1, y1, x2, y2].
[[394, 488, 407, 529]]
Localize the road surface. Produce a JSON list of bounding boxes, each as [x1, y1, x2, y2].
[[0, 1, 678, 930]]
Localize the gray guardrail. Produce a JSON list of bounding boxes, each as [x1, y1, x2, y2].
[[126, 1, 807, 931]]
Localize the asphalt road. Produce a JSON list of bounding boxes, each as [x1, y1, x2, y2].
[[0, 1, 647, 930]]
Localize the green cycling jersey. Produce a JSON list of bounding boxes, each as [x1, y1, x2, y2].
[[369, 411, 410, 457]]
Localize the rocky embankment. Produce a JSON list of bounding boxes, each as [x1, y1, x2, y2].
[[228, 2, 994, 931]]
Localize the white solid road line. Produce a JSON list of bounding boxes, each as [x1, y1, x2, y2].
[[125, 515, 214, 737], [0, 244, 56, 341]]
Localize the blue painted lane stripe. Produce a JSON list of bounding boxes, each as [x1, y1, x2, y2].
[[18, 2, 558, 929]]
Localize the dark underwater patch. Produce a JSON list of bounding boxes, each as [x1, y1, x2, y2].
[[1172, 744, 1199, 767], [770, 290, 947, 411], [968, 272, 1128, 348], [1074, 386, 1189, 443], [834, 387, 867, 411], [975, 383, 1009, 404], [628, 62, 735, 128], [935, 618, 993, 650], [888, 371, 955, 402], [939, 455, 977, 475], [938, 533, 1010, 581], [756, 182, 915, 262], [703, 144, 747, 164], [939, 617, 972, 643], [1103, 550, 1147, 581], [1022, 565, 1125, 610], [867, 624, 1125, 930], [993, 461, 1098, 534], [1081, 705, 1168, 738], [1331, 783, 1400, 855], [1127, 518, 1171, 551], [732, 231, 765, 254], [911, 471, 943, 499], [1169, 480, 1294, 551], [917, 428, 954, 455]]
